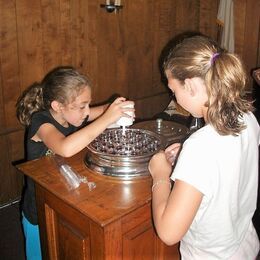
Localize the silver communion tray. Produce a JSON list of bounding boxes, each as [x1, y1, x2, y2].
[[84, 128, 165, 179]]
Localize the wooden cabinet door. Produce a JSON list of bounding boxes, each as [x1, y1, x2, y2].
[[44, 204, 91, 260], [37, 185, 92, 260]]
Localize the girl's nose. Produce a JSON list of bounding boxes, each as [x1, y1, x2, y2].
[[84, 106, 90, 116]]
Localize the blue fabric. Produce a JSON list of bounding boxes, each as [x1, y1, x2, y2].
[[22, 213, 42, 260]]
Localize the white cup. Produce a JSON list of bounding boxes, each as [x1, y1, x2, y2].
[[116, 103, 134, 127]]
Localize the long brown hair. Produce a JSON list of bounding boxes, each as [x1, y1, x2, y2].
[[164, 35, 253, 135]]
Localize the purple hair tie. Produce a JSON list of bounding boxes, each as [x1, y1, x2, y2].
[[211, 52, 220, 65]]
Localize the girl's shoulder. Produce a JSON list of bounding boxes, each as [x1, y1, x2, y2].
[[31, 110, 51, 120], [28, 110, 54, 138], [30, 110, 56, 127], [31, 110, 78, 136]]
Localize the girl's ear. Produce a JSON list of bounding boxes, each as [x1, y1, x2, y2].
[[51, 100, 63, 112], [184, 78, 197, 97]]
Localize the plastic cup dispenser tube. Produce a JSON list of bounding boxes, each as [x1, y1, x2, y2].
[[116, 103, 134, 127]]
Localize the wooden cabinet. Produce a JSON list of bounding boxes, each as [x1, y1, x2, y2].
[[17, 151, 180, 259]]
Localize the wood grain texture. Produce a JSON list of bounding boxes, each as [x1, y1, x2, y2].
[[96, 1, 128, 101], [199, 0, 219, 38], [16, 0, 44, 89], [8, 130, 25, 197], [0, 61, 5, 129], [41, 0, 62, 71], [0, 135, 12, 203], [174, 0, 200, 35], [0, 126, 24, 204], [126, 0, 156, 99], [234, 0, 260, 88], [242, 0, 260, 73], [0, 0, 20, 128]]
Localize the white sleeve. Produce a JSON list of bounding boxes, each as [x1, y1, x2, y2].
[[171, 134, 215, 198]]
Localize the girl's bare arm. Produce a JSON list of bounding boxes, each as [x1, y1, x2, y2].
[[149, 151, 203, 245], [152, 179, 202, 245], [36, 98, 135, 157]]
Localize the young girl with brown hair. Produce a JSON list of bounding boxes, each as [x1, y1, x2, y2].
[[16, 66, 135, 260]]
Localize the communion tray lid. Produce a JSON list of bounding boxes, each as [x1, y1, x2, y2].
[[132, 119, 189, 145]]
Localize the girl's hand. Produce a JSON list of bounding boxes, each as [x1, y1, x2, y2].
[[102, 97, 135, 125], [165, 143, 182, 165], [148, 151, 172, 181]]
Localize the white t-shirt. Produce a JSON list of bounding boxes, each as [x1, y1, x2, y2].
[[171, 112, 260, 259]]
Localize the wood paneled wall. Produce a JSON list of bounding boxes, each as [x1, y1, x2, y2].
[[0, 0, 259, 205], [234, 0, 260, 78]]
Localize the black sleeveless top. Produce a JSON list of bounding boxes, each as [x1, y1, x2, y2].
[[22, 110, 88, 224]]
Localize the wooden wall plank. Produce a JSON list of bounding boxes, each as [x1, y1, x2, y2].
[[0, 61, 5, 129], [174, 0, 200, 35], [199, 0, 219, 38], [234, 0, 246, 57], [126, 0, 156, 100], [84, 1, 98, 94], [0, 135, 12, 204], [151, 0, 176, 95], [60, 0, 73, 65], [234, 0, 260, 88], [8, 130, 25, 200], [95, 1, 129, 101], [41, 0, 62, 72], [0, 130, 24, 205], [0, 0, 20, 128], [71, 0, 89, 72], [243, 0, 260, 73], [16, 0, 44, 90], [258, 21, 260, 66]]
